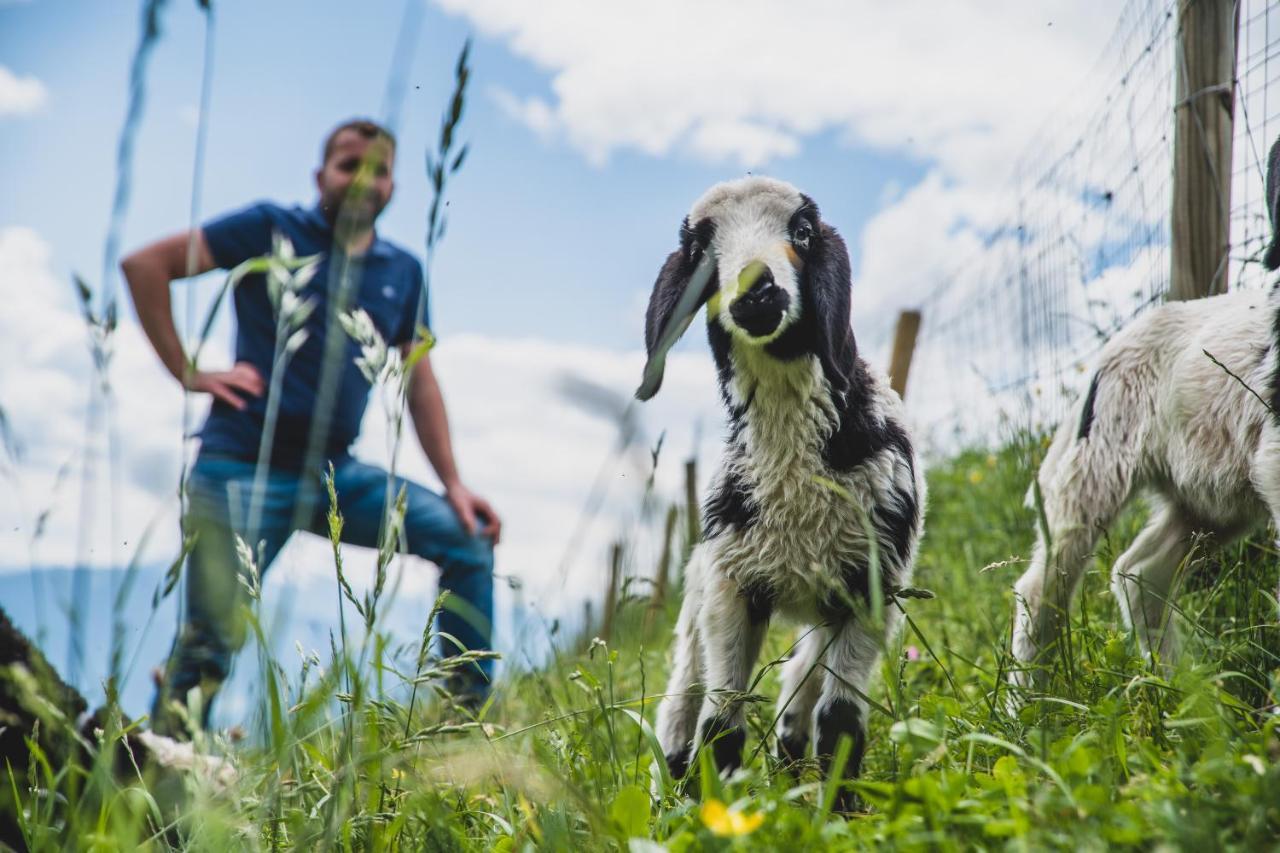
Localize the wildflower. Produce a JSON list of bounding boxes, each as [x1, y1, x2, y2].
[[985, 453, 998, 468], [967, 469, 984, 485], [700, 798, 764, 837], [904, 645, 920, 662]]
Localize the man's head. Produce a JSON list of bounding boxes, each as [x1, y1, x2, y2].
[[316, 118, 396, 228]]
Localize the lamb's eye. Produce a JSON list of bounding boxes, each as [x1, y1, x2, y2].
[[792, 220, 813, 250], [688, 238, 702, 262]]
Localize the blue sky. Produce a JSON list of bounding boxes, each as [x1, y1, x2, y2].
[[0, 0, 1132, 714], [0, 0, 928, 349]]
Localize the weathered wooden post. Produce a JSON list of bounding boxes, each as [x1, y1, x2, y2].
[[683, 458, 700, 561], [1170, 0, 1239, 301], [644, 504, 679, 634], [888, 309, 922, 400]]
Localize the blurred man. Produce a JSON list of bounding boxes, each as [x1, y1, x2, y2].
[[122, 118, 500, 735]]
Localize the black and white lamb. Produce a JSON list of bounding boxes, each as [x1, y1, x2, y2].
[[1010, 140, 1280, 689], [637, 177, 925, 807]]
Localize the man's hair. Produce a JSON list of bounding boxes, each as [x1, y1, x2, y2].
[[321, 118, 396, 164]]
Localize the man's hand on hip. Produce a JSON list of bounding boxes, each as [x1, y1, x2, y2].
[[186, 361, 265, 410], [445, 482, 502, 545]]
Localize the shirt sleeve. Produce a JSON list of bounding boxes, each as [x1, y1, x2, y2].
[[394, 259, 430, 346], [201, 202, 276, 269]]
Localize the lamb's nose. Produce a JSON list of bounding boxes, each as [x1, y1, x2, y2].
[[729, 261, 788, 338], [736, 260, 774, 296]]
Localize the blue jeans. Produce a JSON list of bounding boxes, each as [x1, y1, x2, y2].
[[152, 453, 495, 732]]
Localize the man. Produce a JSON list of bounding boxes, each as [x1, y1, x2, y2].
[[122, 118, 500, 735]]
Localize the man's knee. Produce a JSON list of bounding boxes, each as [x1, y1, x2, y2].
[[454, 532, 495, 573], [404, 499, 495, 573]]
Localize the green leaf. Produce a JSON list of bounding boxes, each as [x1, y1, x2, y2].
[[616, 707, 673, 792], [609, 784, 650, 838], [992, 754, 1022, 783], [888, 717, 945, 750]]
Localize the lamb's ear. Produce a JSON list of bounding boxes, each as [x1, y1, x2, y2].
[[1265, 135, 1280, 270], [637, 245, 717, 400], [644, 250, 687, 355], [804, 222, 856, 395]]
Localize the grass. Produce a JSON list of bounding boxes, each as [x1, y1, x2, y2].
[[7, 429, 1280, 850], [15, 3, 1278, 849]]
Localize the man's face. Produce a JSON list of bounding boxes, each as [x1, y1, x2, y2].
[[315, 129, 395, 227]]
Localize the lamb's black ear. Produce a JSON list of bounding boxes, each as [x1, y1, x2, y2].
[[644, 249, 688, 356], [1265, 135, 1280, 271], [637, 236, 718, 400], [804, 222, 856, 394]]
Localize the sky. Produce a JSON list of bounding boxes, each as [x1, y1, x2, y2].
[[0, 0, 1139, 714]]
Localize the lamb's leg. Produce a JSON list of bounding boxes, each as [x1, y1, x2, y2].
[[813, 619, 887, 813], [1109, 502, 1193, 667], [1012, 367, 1142, 692], [1011, 510, 1105, 691], [773, 625, 827, 767], [1012, 433, 1138, 692], [690, 572, 769, 776], [655, 546, 708, 779]]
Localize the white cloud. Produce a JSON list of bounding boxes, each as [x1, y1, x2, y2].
[[0, 66, 48, 117], [442, 1, 1116, 175]]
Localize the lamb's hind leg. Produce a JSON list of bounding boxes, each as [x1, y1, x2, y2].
[[1011, 436, 1130, 690], [1109, 502, 1194, 667], [1011, 516, 1104, 690]]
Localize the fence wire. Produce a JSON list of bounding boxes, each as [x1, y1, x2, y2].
[[911, 0, 1280, 446]]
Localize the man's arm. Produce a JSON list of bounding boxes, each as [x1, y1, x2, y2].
[[121, 230, 264, 409], [404, 345, 501, 542]]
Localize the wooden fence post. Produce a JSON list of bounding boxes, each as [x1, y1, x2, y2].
[[644, 504, 679, 634], [1170, 0, 1239, 301], [683, 458, 700, 561], [888, 309, 922, 399]]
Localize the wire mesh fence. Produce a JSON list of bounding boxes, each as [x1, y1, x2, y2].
[[909, 0, 1280, 446]]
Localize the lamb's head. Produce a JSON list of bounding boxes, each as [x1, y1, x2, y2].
[[638, 176, 855, 400]]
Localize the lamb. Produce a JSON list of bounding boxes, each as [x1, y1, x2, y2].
[[1010, 141, 1280, 689], [637, 177, 925, 808]]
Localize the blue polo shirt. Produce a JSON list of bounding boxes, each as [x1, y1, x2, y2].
[[199, 201, 427, 467]]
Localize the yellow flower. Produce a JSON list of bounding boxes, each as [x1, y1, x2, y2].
[[700, 798, 765, 837], [967, 469, 984, 485], [985, 453, 998, 469]]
